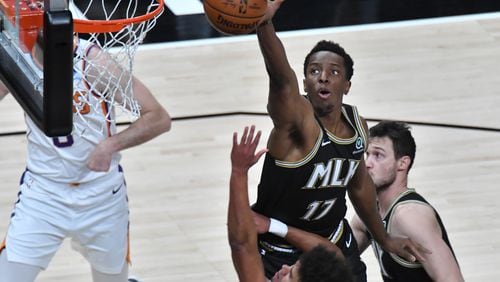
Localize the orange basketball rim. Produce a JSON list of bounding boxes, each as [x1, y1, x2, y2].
[[74, 0, 164, 33]]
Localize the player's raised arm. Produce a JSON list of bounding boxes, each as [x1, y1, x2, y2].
[[256, 0, 306, 127], [228, 126, 268, 282]]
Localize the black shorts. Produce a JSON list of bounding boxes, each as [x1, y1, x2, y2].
[[258, 219, 367, 282], [336, 219, 367, 282]]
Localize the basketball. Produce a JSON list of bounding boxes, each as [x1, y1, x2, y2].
[[203, 0, 267, 35]]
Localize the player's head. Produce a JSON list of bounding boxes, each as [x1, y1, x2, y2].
[[303, 40, 354, 81], [302, 40, 354, 117], [366, 121, 416, 189], [272, 245, 353, 282]]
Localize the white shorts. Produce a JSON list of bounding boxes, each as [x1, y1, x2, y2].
[[3, 168, 129, 274]]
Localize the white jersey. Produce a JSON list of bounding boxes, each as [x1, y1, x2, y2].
[[26, 39, 121, 183]]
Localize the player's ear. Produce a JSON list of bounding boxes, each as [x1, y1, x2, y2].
[[303, 78, 308, 92], [343, 81, 351, 95], [398, 155, 411, 172]]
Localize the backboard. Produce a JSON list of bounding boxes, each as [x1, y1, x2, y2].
[[0, 0, 73, 137]]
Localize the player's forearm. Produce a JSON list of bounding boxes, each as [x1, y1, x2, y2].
[[256, 21, 294, 87], [106, 105, 171, 153], [351, 188, 389, 247], [285, 225, 344, 258], [350, 215, 371, 253], [228, 171, 265, 282], [360, 214, 388, 247], [228, 170, 258, 250], [357, 208, 387, 245]]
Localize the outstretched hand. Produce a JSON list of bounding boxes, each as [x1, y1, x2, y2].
[[383, 235, 432, 262], [259, 0, 285, 25], [231, 125, 268, 173]]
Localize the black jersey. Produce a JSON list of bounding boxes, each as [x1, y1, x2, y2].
[[253, 104, 367, 246], [368, 189, 458, 282]]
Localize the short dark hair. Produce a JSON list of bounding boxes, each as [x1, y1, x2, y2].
[[369, 121, 417, 171], [303, 40, 354, 81], [298, 245, 354, 282]]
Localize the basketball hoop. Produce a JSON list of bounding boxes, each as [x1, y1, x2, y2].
[[67, 0, 164, 135], [72, 0, 164, 33]]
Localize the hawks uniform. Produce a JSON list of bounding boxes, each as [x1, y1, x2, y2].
[[253, 103, 368, 281], [368, 189, 458, 282], [0, 38, 129, 274]]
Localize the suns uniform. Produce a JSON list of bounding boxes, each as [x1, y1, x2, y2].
[[253, 103, 368, 281], [0, 38, 129, 274], [368, 189, 458, 282]]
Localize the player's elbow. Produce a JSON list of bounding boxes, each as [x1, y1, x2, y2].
[[156, 107, 172, 134], [228, 227, 256, 254], [161, 109, 172, 133], [228, 237, 253, 255]]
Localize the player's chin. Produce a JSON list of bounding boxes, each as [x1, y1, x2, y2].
[[314, 104, 335, 117]]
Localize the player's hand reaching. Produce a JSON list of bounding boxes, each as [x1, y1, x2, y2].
[[382, 235, 431, 263], [231, 125, 268, 173], [259, 0, 285, 25]]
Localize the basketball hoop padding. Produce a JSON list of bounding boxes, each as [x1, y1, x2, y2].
[[43, 10, 73, 137]]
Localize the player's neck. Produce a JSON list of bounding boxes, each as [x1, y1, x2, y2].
[[377, 178, 409, 216], [318, 109, 350, 138]]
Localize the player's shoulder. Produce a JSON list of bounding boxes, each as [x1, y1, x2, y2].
[[391, 203, 446, 246], [391, 200, 438, 233], [341, 103, 365, 121], [394, 200, 434, 216], [341, 103, 368, 145]]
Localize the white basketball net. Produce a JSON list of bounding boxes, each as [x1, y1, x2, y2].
[[68, 0, 162, 135]]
